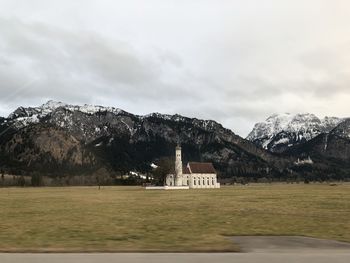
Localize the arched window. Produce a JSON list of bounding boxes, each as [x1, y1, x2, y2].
[[194, 178, 196, 185], [198, 178, 201, 185], [203, 178, 205, 185]]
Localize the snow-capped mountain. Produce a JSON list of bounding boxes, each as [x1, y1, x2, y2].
[[247, 113, 344, 153], [331, 118, 350, 139], [285, 118, 350, 163], [5, 100, 221, 142], [0, 100, 278, 177], [7, 100, 126, 129], [2, 101, 350, 181]]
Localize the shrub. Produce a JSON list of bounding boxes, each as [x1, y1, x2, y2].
[[31, 173, 43, 187]]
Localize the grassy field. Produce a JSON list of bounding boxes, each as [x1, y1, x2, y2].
[[0, 184, 350, 252]]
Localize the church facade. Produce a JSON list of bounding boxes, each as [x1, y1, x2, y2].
[[165, 146, 220, 189]]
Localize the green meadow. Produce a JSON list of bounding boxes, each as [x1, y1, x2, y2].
[[0, 184, 349, 252]]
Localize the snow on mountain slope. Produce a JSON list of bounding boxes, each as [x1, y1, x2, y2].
[[331, 119, 350, 139], [8, 100, 125, 125], [1, 100, 282, 178], [5, 101, 136, 142], [247, 113, 344, 152], [4, 100, 229, 144], [7, 101, 217, 127]]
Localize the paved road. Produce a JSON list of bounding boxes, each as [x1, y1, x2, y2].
[[1, 252, 350, 263], [230, 236, 350, 252], [2, 237, 350, 263]]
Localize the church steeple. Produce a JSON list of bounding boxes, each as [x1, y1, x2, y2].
[[175, 144, 183, 186]]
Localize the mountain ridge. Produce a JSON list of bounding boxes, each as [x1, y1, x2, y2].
[[1, 102, 349, 182], [247, 113, 344, 153], [6, 100, 225, 138], [0, 100, 280, 179]]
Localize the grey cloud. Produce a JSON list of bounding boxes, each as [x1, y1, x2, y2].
[[298, 45, 350, 97], [1, 1, 350, 137], [0, 18, 197, 112]]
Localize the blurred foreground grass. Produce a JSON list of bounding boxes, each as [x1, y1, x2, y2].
[[0, 184, 349, 252]]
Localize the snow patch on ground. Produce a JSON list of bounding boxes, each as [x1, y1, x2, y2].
[[150, 163, 158, 169]]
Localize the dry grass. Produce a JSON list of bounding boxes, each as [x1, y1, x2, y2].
[[0, 183, 350, 252]]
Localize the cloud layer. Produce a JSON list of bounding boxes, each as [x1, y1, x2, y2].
[[0, 0, 350, 136]]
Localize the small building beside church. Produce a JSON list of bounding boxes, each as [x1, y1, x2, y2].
[[165, 145, 220, 189]]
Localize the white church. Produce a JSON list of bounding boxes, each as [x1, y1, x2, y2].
[[165, 145, 220, 189]]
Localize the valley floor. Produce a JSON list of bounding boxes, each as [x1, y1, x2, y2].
[[0, 184, 349, 252]]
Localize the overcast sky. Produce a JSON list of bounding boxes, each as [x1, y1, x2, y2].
[[0, 0, 350, 136]]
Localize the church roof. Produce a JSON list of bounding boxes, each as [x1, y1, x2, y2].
[[188, 162, 216, 174], [183, 166, 191, 174]]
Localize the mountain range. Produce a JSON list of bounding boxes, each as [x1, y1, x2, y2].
[[1, 101, 349, 182], [247, 113, 350, 181], [247, 113, 344, 153], [0, 101, 279, 179]]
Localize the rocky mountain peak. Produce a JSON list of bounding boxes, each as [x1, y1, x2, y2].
[[331, 119, 350, 139], [247, 113, 344, 152], [5, 101, 227, 141]]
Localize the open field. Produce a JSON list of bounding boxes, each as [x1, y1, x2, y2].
[[0, 184, 350, 252]]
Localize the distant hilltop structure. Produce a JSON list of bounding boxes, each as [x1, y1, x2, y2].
[[294, 156, 313, 165], [165, 145, 220, 189]]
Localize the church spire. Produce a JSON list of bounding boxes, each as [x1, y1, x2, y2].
[[175, 145, 183, 186]]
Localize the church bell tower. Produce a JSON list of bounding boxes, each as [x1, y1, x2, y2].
[[175, 145, 183, 186]]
